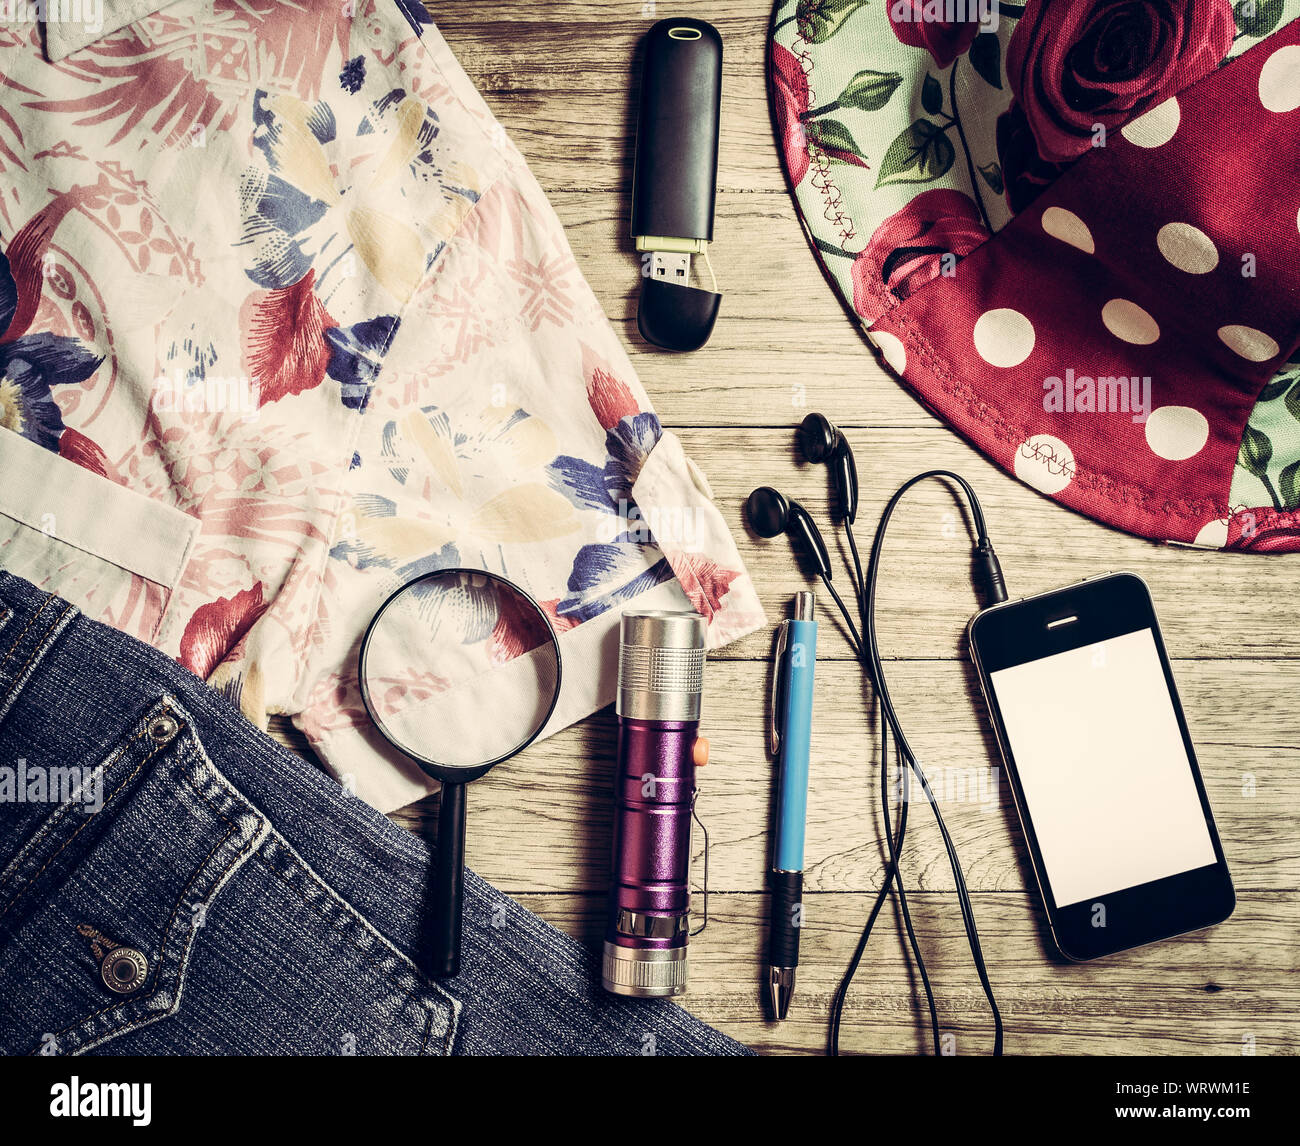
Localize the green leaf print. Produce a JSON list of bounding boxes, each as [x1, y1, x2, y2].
[[1286, 376, 1300, 424], [838, 70, 904, 112], [797, 0, 868, 43], [875, 119, 955, 189], [1233, 0, 1284, 38], [978, 161, 1004, 194], [1256, 373, 1295, 403], [806, 118, 867, 165], [1240, 423, 1273, 477], [1280, 458, 1300, 509]]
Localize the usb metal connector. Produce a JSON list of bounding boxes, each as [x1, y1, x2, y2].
[[648, 251, 692, 284]]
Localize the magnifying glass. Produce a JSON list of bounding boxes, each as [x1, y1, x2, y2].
[[358, 568, 563, 977]]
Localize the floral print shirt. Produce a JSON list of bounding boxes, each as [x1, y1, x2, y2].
[[0, 0, 763, 811]]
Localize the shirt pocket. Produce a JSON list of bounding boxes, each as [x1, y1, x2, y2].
[[0, 430, 198, 645], [0, 694, 458, 1056]]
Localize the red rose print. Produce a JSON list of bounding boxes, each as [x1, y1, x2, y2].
[[179, 584, 269, 679], [771, 41, 812, 187], [852, 189, 989, 324], [995, 101, 1071, 214], [1005, 0, 1233, 165], [887, 0, 982, 69]]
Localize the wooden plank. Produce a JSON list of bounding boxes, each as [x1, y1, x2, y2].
[[357, 658, 1300, 895], [433, 2, 787, 193], [549, 193, 941, 430], [508, 890, 1300, 1056], [673, 428, 1300, 661]]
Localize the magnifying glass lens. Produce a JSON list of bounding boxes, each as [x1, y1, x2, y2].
[[361, 570, 561, 771]]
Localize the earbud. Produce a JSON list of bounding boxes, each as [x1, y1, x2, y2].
[[798, 412, 858, 525], [746, 486, 833, 580]]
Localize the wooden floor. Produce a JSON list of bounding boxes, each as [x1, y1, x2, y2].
[[285, 2, 1300, 1055]]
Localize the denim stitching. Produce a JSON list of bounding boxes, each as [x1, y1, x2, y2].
[[248, 847, 457, 1055], [189, 779, 424, 991], [43, 750, 266, 1052], [152, 825, 237, 973], [0, 594, 56, 672], [181, 776, 418, 988], [14, 702, 449, 1054], [0, 722, 178, 921], [0, 715, 160, 900], [0, 601, 77, 718], [36, 748, 256, 1044], [41, 818, 253, 1049]]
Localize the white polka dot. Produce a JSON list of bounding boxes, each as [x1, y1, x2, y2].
[[868, 330, 907, 374], [1120, 97, 1180, 147], [1014, 434, 1075, 495], [1102, 298, 1160, 345], [1144, 405, 1208, 461], [1041, 207, 1095, 254], [1192, 518, 1229, 549], [1156, 222, 1218, 274], [1218, 324, 1280, 362], [973, 308, 1035, 368], [1259, 44, 1300, 113]]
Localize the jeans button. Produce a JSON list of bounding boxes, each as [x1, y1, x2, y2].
[[147, 714, 179, 744], [101, 947, 148, 994]]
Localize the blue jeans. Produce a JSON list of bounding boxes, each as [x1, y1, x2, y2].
[[0, 571, 749, 1056]]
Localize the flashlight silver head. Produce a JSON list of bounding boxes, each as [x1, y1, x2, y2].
[[616, 610, 707, 722]]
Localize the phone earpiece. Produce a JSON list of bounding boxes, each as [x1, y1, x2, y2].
[[745, 485, 790, 539], [746, 486, 832, 579], [798, 412, 859, 525], [796, 412, 838, 464]]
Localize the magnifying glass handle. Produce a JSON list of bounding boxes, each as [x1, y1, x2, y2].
[[432, 782, 467, 977]]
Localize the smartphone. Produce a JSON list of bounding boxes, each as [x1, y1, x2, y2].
[[968, 572, 1234, 960]]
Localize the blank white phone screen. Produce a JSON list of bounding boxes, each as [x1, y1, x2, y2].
[[989, 629, 1216, 907]]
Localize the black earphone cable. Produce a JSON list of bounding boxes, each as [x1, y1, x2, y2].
[[821, 568, 941, 1056], [827, 471, 1006, 1056], [867, 472, 1005, 1054], [845, 523, 867, 619], [819, 576, 864, 660]]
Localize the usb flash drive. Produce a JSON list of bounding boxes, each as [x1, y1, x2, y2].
[[631, 18, 723, 352]]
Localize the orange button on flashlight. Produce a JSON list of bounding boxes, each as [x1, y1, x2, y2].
[[692, 737, 710, 768]]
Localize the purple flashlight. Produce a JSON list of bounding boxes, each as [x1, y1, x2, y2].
[[602, 610, 708, 998]]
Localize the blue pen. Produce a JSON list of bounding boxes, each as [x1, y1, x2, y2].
[[766, 591, 817, 1020]]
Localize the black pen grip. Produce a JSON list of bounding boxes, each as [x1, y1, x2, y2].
[[768, 870, 804, 968]]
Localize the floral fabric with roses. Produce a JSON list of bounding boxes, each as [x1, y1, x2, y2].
[[0, 0, 763, 813], [771, 0, 1300, 551]]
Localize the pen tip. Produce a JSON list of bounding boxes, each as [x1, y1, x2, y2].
[[766, 967, 796, 1021]]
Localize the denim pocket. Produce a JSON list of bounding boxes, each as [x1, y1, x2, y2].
[[0, 697, 266, 1054], [0, 693, 459, 1055]]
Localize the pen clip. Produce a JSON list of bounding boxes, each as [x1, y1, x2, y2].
[[768, 620, 790, 757]]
